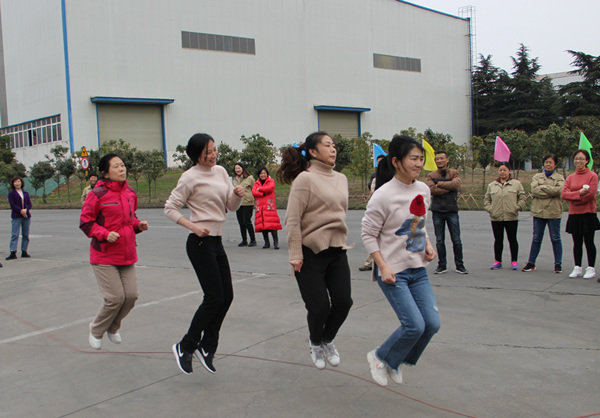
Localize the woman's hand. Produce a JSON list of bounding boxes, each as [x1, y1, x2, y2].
[[580, 188, 590, 196], [425, 238, 436, 262], [190, 223, 211, 237], [290, 259, 303, 272], [106, 231, 120, 243], [138, 221, 149, 231], [20, 209, 27, 217], [380, 265, 396, 284], [233, 185, 245, 197]]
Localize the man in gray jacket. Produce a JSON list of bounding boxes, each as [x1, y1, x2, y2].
[[426, 151, 468, 274]]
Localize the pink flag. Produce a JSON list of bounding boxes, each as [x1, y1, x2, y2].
[[494, 136, 511, 162]]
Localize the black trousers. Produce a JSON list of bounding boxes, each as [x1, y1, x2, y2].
[[181, 234, 233, 354], [236, 205, 255, 242], [572, 232, 596, 267], [491, 220, 519, 262], [294, 246, 353, 345]]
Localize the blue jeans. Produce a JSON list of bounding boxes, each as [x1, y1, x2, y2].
[[432, 211, 464, 268], [10, 217, 31, 252], [527, 217, 562, 265], [376, 267, 440, 370]]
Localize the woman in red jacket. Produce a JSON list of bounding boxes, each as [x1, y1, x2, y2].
[[252, 167, 282, 249], [80, 153, 149, 350], [561, 149, 600, 280]]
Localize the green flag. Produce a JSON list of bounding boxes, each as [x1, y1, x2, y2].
[[579, 132, 594, 169]]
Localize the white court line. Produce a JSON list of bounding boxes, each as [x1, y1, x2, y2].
[[0, 275, 263, 346]]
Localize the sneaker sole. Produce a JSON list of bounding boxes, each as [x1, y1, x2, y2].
[[455, 269, 468, 274], [172, 344, 192, 375]]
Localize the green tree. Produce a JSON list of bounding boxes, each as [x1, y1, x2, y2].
[[0, 134, 16, 164], [493, 129, 529, 178], [49, 145, 75, 200], [139, 150, 166, 199], [217, 142, 240, 175], [423, 128, 452, 154], [239, 134, 276, 172], [30, 161, 55, 202], [99, 139, 137, 172], [0, 161, 26, 189], [332, 135, 352, 173], [559, 51, 600, 118], [475, 135, 495, 188], [506, 44, 558, 134], [472, 55, 511, 136], [172, 144, 193, 170], [349, 132, 372, 190], [531, 123, 577, 177]]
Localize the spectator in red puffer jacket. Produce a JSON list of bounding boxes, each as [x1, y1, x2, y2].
[[80, 153, 149, 350], [252, 167, 282, 249]]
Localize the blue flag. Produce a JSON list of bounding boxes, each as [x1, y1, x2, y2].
[[373, 143, 387, 167]]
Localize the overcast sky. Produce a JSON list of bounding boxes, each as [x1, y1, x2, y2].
[[410, 0, 599, 75]]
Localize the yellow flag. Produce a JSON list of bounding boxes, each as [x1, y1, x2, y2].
[[423, 140, 437, 171]]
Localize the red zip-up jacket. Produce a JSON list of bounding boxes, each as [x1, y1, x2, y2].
[[80, 178, 142, 265]]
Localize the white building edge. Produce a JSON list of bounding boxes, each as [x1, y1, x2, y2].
[[0, 0, 472, 169]]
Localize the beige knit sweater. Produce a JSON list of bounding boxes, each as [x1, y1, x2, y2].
[[164, 164, 242, 236], [285, 160, 349, 261]]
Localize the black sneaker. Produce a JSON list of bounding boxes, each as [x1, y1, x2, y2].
[[455, 265, 469, 274], [238, 241, 248, 247], [248, 241, 257, 247], [554, 264, 562, 274], [172, 343, 193, 374], [434, 266, 447, 274], [522, 263, 536, 272], [196, 346, 216, 373], [21, 251, 31, 258]]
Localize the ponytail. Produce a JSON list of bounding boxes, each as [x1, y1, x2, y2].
[[277, 131, 330, 184], [375, 156, 395, 190]]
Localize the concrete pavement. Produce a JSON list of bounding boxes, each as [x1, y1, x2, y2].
[[0, 209, 599, 418]]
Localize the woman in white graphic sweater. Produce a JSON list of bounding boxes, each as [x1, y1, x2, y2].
[[361, 135, 440, 386]]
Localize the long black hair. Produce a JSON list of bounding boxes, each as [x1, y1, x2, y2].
[[277, 131, 329, 184], [186, 133, 214, 166], [375, 135, 423, 190]]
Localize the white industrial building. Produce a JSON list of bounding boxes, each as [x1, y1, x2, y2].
[[0, 0, 472, 169]]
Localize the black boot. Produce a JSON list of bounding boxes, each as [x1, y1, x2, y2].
[[21, 251, 31, 258], [248, 227, 256, 247], [262, 231, 270, 249], [272, 231, 279, 250], [6, 251, 17, 260]]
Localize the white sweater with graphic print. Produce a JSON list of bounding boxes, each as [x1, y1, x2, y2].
[[361, 176, 431, 278]]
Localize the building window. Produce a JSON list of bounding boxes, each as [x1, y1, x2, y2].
[[373, 53, 421, 72], [0, 114, 62, 149], [182, 31, 255, 55]]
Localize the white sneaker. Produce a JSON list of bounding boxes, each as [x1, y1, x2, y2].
[[322, 342, 340, 367], [569, 266, 583, 278], [310, 344, 326, 370], [88, 323, 101, 350], [583, 266, 596, 280], [387, 365, 403, 384], [107, 331, 122, 344], [367, 350, 388, 386]]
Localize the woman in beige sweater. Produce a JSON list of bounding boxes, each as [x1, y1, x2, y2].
[[278, 131, 352, 370], [232, 163, 256, 247], [165, 133, 244, 375]]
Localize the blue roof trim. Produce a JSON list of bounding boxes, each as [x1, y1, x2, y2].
[[90, 97, 175, 105], [394, 0, 468, 21], [314, 106, 371, 112]]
